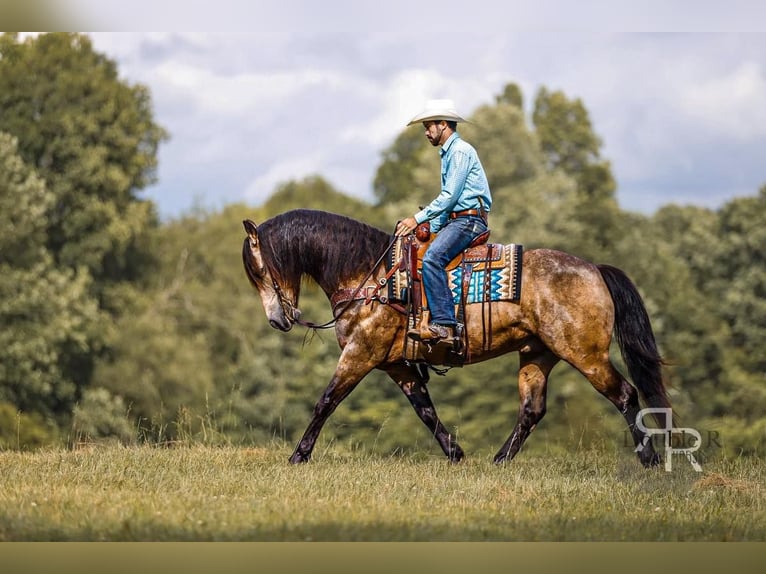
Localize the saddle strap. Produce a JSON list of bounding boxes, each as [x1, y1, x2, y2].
[[458, 262, 472, 362], [482, 246, 494, 351], [331, 286, 376, 309], [331, 286, 408, 315], [365, 260, 401, 304]]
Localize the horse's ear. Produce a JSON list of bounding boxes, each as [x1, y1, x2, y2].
[[243, 219, 258, 243]]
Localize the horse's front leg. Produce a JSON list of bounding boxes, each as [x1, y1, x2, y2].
[[289, 344, 377, 464], [386, 364, 464, 462]]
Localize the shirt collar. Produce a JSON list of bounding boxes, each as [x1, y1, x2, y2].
[[439, 132, 460, 156]]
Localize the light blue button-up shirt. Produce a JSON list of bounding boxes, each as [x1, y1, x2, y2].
[[414, 132, 492, 232]]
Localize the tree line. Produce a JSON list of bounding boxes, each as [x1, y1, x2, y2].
[[1, 33, 763, 457]]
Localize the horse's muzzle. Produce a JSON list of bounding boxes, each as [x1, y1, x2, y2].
[[269, 318, 293, 332], [270, 306, 300, 331]]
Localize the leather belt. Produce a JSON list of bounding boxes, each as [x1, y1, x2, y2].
[[450, 208, 487, 221]]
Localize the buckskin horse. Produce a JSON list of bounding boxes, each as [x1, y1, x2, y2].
[[242, 209, 672, 466]]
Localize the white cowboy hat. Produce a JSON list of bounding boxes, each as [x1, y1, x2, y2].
[[406, 99, 468, 126]]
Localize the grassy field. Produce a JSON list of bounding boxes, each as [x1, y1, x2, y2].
[[0, 443, 763, 541]]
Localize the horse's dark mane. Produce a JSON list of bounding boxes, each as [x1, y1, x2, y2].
[[257, 209, 392, 295]]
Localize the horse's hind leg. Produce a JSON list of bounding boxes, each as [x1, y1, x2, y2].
[[579, 360, 661, 467], [387, 364, 464, 462], [494, 347, 559, 464]]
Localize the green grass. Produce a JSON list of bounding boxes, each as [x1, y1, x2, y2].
[[0, 444, 763, 541]]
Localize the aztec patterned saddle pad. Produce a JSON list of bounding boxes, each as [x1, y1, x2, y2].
[[446, 243, 523, 304], [386, 236, 523, 308]]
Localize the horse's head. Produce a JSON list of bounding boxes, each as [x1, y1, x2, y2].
[[242, 219, 300, 332]]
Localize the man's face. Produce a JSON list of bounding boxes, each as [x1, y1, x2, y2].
[[423, 120, 446, 147]]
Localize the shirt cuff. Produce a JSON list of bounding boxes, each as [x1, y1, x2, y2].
[[414, 209, 429, 224]]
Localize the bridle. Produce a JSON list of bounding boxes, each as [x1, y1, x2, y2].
[[269, 274, 302, 325], [263, 234, 399, 331]]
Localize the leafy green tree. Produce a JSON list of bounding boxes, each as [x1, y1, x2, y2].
[[90, 308, 215, 441], [0, 132, 49, 267], [703, 189, 766, 430], [714, 188, 766, 372], [626, 196, 765, 455], [533, 87, 602, 175], [532, 87, 622, 260], [495, 82, 524, 109], [649, 191, 766, 456], [0, 132, 101, 420], [0, 33, 167, 291], [648, 205, 727, 396], [71, 388, 135, 444], [373, 128, 429, 205], [263, 175, 377, 220], [0, 33, 167, 431]]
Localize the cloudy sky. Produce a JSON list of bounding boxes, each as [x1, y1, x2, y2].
[[59, 2, 766, 219]]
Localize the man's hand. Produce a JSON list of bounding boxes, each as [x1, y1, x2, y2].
[[396, 216, 418, 236]]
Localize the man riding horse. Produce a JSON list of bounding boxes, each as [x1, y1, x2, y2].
[[395, 100, 492, 351], [241, 101, 672, 467]]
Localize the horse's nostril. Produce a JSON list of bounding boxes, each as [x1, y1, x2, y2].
[[269, 319, 292, 332]]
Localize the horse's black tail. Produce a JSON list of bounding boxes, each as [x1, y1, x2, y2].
[[598, 264, 673, 417]]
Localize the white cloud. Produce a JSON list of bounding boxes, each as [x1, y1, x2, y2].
[[243, 153, 325, 204], [84, 30, 766, 218], [148, 61, 349, 118], [535, 34, 766, 197], [338, 68, 505, 150], [339, 69, 451, 147], [679, 61, 766, 140]]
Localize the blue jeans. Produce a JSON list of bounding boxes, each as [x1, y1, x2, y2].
[[421, 215, 487, 326]]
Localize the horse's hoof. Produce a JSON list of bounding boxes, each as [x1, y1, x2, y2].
[[493, 453, 510, 465], [640, 452, 662, 468], [448, 453, 464, 464], [288, 452, 311, 464], [447, 445, 465, 463]]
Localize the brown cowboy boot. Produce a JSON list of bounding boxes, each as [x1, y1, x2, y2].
[[422, 324, 455, 348], [407, 311, 455, 344]]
